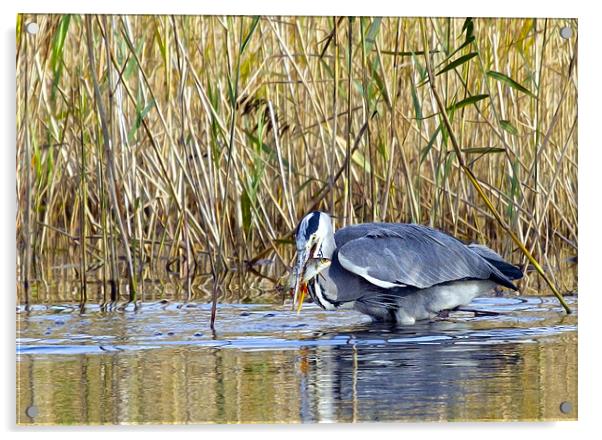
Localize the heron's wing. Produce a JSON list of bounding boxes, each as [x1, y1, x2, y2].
[[336, 224, 515, 289], [467, 244, 523, 280]]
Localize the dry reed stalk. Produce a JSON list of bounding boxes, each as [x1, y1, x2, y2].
[[21, 31, 33, 305], [77, 86, 88, 306]]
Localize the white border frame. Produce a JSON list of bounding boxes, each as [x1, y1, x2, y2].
[[3, 1, 599, 437]]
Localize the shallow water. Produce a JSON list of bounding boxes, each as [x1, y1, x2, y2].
[[16, 296, 577, 424]]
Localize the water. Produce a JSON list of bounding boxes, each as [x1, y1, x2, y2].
[[16, 296, 577, 424]]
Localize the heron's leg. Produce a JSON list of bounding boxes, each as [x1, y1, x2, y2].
[[436, 307, 500, 319], [436, 309, 450, 319], [456, 308, 501, 317], [394, 309, 416, 325]]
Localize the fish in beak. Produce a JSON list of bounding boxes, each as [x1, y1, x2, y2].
[[292, 245, 310, 313], [292, 251, 331, 313]]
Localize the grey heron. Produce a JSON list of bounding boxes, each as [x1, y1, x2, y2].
[[292, 211, 523, 325]]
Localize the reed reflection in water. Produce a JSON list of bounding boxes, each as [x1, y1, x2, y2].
[[17, 332, 577, 424]]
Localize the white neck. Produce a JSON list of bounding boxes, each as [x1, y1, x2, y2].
[[320, 233, 336, 259]]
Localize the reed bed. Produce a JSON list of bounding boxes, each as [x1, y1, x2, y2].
[[16, 15, 578, 306]]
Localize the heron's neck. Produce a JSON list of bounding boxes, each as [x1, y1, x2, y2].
[[320, 233, 336, 259]]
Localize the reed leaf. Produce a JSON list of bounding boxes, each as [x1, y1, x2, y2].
[[436, 52, 478, 76], [487, 70, 537, 99], [500, 119, 519, 136], [446, 94, 489, 112]]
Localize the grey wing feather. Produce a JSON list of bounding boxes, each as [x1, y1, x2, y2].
[[468, 244, 523, 280], [336, 223, 516, 290]]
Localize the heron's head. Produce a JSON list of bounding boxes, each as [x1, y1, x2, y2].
[[292, 211, 335, 312]]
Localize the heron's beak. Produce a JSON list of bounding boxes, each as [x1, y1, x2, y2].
[[292, 248, 331, 313], [292, 246, 310, 313]]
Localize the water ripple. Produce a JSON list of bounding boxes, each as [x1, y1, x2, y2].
[[17, 296, 577, 356]]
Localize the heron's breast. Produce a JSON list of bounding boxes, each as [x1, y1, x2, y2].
[[308, 276, 339, 310]]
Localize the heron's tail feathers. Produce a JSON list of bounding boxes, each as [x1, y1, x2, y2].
[[468, 244, 524, 281]]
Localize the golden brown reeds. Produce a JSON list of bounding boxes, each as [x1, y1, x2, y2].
[[15, 15, 578, 305]]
